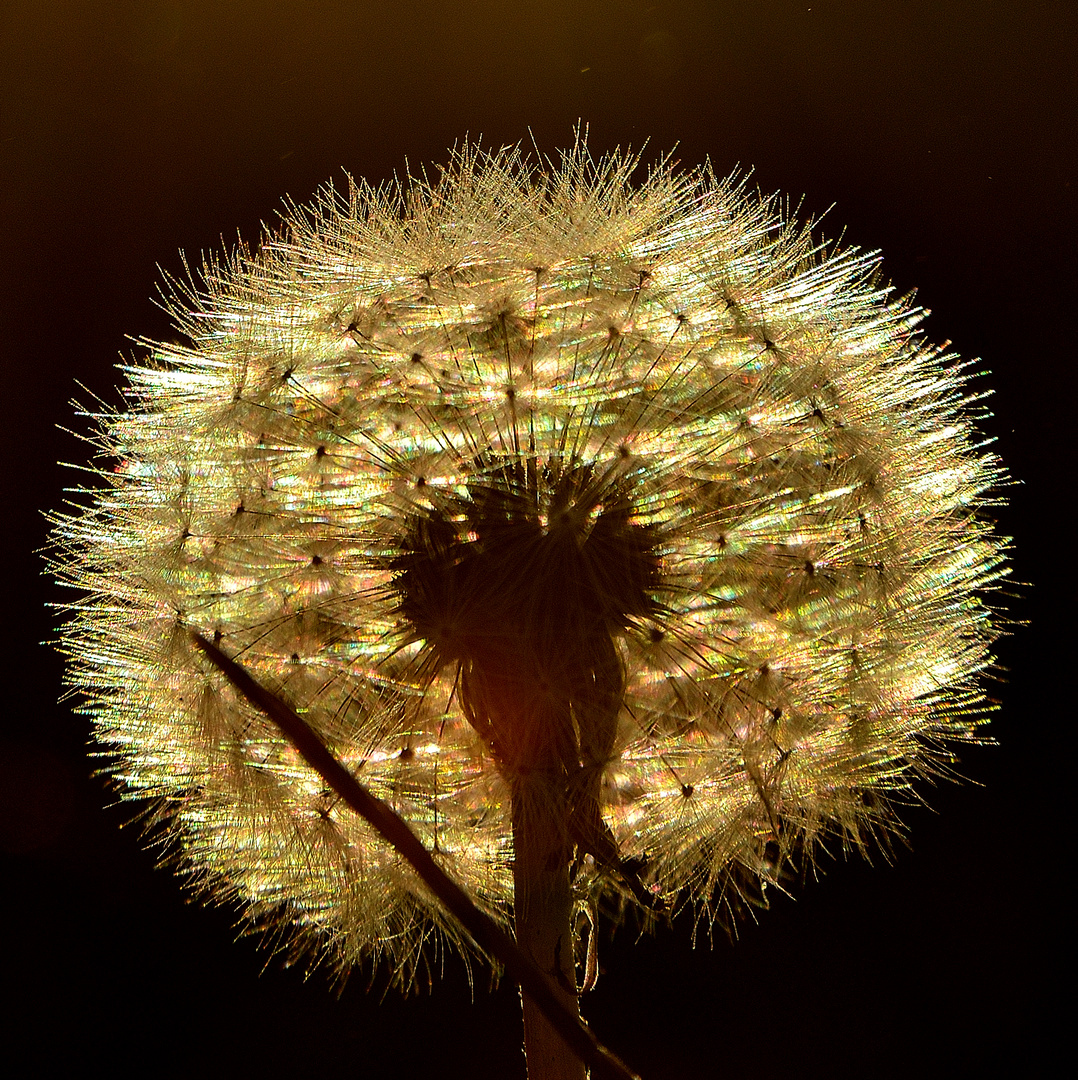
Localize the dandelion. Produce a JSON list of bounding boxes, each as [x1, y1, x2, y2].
[[50, 138, 1007, 1078]]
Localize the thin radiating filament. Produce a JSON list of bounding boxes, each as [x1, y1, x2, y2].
[[50, 139, 1008, 984]]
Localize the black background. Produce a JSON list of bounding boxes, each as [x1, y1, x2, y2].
[[2, 2, 1072, 1076]]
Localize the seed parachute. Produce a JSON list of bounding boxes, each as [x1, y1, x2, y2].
[[50, 138, 1008, 987]]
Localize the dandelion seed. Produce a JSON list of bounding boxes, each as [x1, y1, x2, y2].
[[49, 137, 1007, 1074]]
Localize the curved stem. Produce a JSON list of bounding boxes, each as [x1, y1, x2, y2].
[[192, 632, 639, 1080]]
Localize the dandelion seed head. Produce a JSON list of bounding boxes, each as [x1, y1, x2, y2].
[[50, 138, 1008, 984]]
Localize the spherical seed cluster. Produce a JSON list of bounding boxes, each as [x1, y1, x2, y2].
[[51, 141, 1007, 983]]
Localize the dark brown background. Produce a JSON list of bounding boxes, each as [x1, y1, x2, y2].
[[2, 2, 1072, 1076]]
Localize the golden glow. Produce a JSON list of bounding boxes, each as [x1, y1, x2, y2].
[[50, 140, 1008, 984]]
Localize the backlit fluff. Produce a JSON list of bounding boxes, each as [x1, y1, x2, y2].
[[50, 140, 1007, 984]]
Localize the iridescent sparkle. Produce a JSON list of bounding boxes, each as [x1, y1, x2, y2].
[[51, 141, 1008, 984]]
